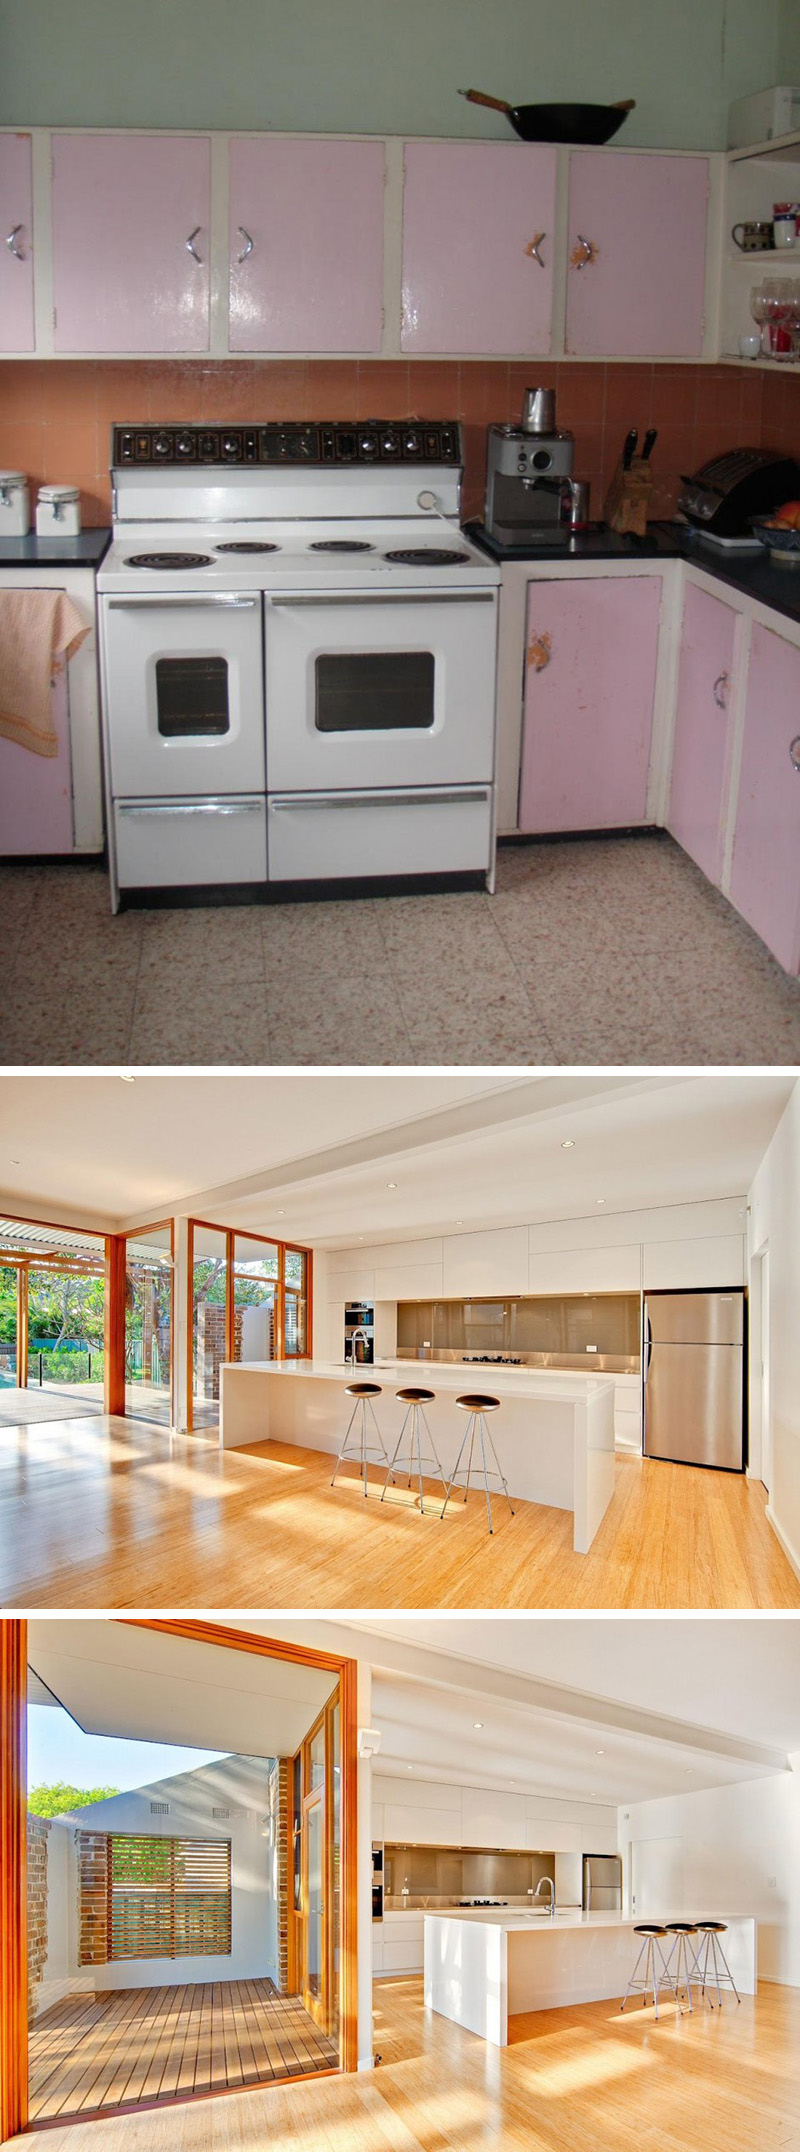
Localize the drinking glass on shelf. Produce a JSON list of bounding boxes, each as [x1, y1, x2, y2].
[[750, 280, 769, 355], [789, 281, 800, 361], [763, 277, 794, 359]]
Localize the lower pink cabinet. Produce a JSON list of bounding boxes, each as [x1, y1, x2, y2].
[[668, 581, 737, 884], [729, 622, 800, 975], [518, 575, 662, 833], [0, 666, 73, 854]]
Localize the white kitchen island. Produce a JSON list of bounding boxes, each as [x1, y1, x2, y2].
[[423, 1907, 758, 2044], [218, 1357, 616, 1553]]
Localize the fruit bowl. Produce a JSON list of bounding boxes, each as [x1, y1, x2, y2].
[[751, 516, 800, 565]]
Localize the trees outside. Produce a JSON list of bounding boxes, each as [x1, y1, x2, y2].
[[28, 1782, 119, 1817]]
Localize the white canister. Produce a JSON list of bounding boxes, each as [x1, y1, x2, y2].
[[36, 484, 82, 538], [0, 471, 31, 537], [773, 203, 797, 249]]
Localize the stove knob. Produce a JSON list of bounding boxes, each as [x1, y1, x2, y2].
[[175, 430, 196, 458], [221, 432, 242, 459], [153, 430, 173, 459], [359, 434, 378, 459], [198, 431, 219, 460]]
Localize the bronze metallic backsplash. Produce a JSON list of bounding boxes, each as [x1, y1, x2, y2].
[[396, 1293, 640, 1369]]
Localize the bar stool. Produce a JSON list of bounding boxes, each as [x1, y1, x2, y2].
[[441, 1395, 515, 1535], [662, 1921, 699, 2012], [620, 1924, 672, 2019], [380, 1388, 447, 1516], [691, 1921, 741, 2008], [331, 1383, 390, 1499]]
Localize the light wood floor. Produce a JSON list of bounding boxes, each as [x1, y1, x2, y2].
[[1, 1413, 798, 1610], [10, 1974, 800, 2151], [28, 1979, 337, 2121]]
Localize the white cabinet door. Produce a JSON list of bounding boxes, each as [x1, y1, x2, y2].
[[375, 1262, 444, 1301], [527, 1245, 641, 1294], [325, 1267, 376, 1303], [643, 1234, 744, 1289], [527, 1820, 582, 1853], [443, 1227, 529, 1297], [383, 1803, 461, 1845], [461, 1787, 526, 1849]]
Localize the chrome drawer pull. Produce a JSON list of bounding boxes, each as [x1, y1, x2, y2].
[[119, 800, 262, 818], [267, 592, 494, 608], [270, 790, 489, 811], [790, 736, 800, 771], [185, 226, 204, 264], [6, 224, 25, 260], [237, 225, 254, 263], [713, 670, 729, 709], [107, 593, 259, 609]]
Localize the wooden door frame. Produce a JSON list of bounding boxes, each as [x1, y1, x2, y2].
[[120, 1217, 175, 1427], [0, 1616, 358, 2138], [301, 1785, 327, 2028], [186, 1224, 313, 1432]]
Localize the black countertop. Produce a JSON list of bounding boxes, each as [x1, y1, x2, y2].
[[0, 529, 111, 569], [466, 518, 800, 628]]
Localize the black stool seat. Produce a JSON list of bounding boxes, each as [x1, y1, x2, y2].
[[396, 1386, 435, 1403], [345, 1382, 382, 1396], [634, 1923, 668, 1935], [456, 1392, 500, 1412], [695, 1919, 727, 1931], [665, 1921, 697, 1932]]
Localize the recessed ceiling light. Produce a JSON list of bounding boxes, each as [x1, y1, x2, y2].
[[406, 1764, 413, 1772], [596, 1197, 606, 1205], [561, 1139, 575, 1149], [275, 1209, 285, 1217], [596, 1748, 605, 1756], [590, 1792, 597, 1798], [358, 1236, 365, 1242], [9, 1158, 20, 1166], [120, 1074, 135, 1084], [473, 1722, 484, 1730], [454, 1218, 463, 1225], [387, 1182, 398, 1190]]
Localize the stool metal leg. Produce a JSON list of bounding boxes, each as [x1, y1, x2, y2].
[[482, 1420, 516, 1521], [662, 1934, 694, 2013], [694, 1931, 740, 2009], [441, 1412, 476, 1520], [621, 1933, 670, 2020], [442, 1410, 515, 1533], [331, 1396, 390, 1497], [380, 1402, 445, 1515], [331, 1397, 360, 1488]]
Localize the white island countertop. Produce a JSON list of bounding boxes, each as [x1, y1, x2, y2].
[[219, 1358, 616, 1553], [423, 1907, 757, 2044]]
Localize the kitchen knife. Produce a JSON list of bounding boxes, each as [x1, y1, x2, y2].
[[641, 428, 658, 461], [622, 429, 638, 469]]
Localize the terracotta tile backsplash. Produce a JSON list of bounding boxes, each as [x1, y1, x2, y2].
[[1, 357, 798, 529]]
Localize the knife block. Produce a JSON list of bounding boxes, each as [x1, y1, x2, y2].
[[603, 454, 654, 536]]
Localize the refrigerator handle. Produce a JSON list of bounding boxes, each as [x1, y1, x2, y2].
[[643, 1310, 652, 1385]]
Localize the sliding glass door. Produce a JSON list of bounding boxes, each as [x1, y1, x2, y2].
[[124, 1223, 173, 1425]]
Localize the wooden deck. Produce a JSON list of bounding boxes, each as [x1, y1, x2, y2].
[[28, 1979, 338, 2121]]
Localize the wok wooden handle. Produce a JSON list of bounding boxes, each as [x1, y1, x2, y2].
[[459, 88, 514, 115], [612, 99, 636, 111]]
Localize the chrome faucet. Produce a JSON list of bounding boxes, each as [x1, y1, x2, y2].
[[532, 1876, 556, 1916], [348, 1326, 371, 1365]]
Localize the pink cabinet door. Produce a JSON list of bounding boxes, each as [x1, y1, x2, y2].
[[519, 575, 661, 833], [0, 134, 34, 352], [668, 581, 737, 884], [565, 151, 708, 357], [729, 623, 800, 975], [229, 138, 384, 353], [52, 134, 210, 353], [0, 664, 73, 854], [401, 142, 557, 355]]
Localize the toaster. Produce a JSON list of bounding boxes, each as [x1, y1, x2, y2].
[[678, 447, 800, 538]]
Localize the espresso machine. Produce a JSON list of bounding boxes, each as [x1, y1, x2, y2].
[[484, 385, 577, 548]]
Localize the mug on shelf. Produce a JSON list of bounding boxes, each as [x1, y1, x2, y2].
[[732, 219, 774, 251]]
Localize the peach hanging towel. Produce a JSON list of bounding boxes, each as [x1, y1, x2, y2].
[[0, 589, 90, 757]]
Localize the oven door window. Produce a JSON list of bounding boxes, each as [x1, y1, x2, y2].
[[155, 656, 231, 738], [315, 651, 435, 733]]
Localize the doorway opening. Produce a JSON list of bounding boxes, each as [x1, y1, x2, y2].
[[0, 1218, 106, 1426]]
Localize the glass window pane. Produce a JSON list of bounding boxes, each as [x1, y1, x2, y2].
[[285, 1249, 305, 1290], [155, 656, 230, 738], [310, 1722, 325, 1792], [27, 1264, 105, 1413], [315, 652, 435, 732], [0, 1265, 17, 1386], [233, 1238, 278, 1364], [125, 1230, 172, 1427], [192, 1225, 227, 1432]]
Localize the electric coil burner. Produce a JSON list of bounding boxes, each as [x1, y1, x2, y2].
[[98, 419, 500, 910]]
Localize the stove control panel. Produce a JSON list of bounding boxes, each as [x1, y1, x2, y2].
[[112, 422, 462, 468]]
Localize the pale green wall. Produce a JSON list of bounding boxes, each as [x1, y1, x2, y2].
[[0, 0, 782, 146], [778, 0, 800, 77]]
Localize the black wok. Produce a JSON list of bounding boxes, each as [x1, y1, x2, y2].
[[459, 89, 635, 144]]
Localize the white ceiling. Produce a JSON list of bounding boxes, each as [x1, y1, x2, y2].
[[0, 1072, 792, 1245], [27, 1620, 336, 1761]]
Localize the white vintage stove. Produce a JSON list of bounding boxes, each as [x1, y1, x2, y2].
[[96, 421, 500, 907]]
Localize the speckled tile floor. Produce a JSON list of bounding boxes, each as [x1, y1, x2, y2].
[[1, 834, 799, 1065]]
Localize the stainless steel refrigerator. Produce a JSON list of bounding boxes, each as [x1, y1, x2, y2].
[[643, 1290, 745, 1471], [582, 1854, 622, 1912]]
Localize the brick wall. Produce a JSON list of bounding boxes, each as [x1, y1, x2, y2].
[[2, 357, 799, 534], [266, 1757, 290, 1994], [196, 1303, 244, 1401], [27, 1814, 50, 2023], [77, 1831, 108, 1966]]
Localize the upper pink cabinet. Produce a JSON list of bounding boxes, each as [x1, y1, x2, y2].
[[668, 581, 738, 885], [401, 141, 557, 355], [0, 134, 35, 351], [565, 151, 709, 357], [519, 575, 662, 834], [52, 134, 211, 353], [729, 623, 800, 975], [229, 139, 384, 353]]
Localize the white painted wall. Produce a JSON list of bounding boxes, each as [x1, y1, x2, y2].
[[620, 1765, 800, 1986], [63, 1755, 277, 1991], [38, 1820, 93, 2016], [748, 1079, 800, 1579]]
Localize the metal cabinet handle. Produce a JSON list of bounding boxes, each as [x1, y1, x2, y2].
[[237, 225, 254, 264], [791, 736, 800, 771], [271, 790, 488, 811], [186, 226, 204, 264], [713, 670, 730, 709], [571, 234, 597, 270], [524, 231, 546, 267], [267, 592, 494, 608], [6, 223, 25, 260], [107, 593, 259, 610], [119, 800, 262, 818]]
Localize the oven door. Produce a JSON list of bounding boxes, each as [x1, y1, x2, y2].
[[265, 590, 497, 790], [101, 592, 265, 797]]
